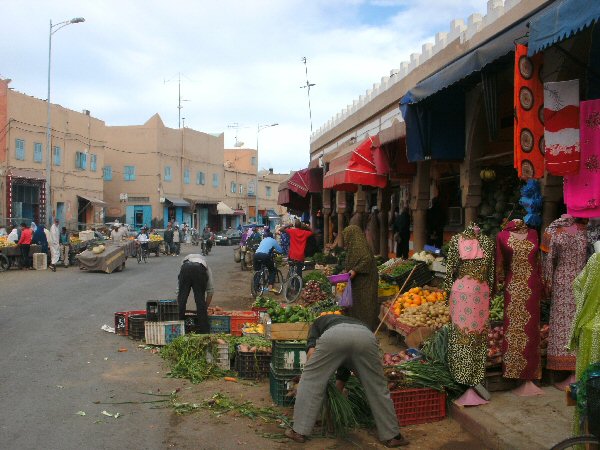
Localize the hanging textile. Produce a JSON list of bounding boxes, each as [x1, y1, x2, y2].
[[514, 44, 545, 179], [564, 99, 600, 218], [443, 223, 495, 386], [495, 220, 542, 380], [543, 79, 580, 175]]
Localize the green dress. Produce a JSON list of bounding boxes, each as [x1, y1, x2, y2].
[[343, 225, 379, 331]]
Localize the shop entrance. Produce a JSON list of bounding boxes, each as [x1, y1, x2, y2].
[[12, 184, 40, 224]]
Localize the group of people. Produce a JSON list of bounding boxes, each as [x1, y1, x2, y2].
[[6, 220, 71, 271]]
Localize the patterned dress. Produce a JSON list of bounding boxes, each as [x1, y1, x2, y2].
[[443, 225, 495, 386], [542, 222, 588, 371], [495, 222, 542, 380]]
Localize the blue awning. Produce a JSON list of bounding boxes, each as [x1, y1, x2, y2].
[[528, 0, 600, 56], [400, 20, 530, 105]]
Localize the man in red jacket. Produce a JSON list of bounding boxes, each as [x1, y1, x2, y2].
[[18, 222, 33, 269], [282, 220, 312, 279]]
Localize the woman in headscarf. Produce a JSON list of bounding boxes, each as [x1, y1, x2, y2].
[[342, 225, 379, 330]]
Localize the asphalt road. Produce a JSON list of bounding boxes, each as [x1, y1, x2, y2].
[[0, 242, 252, 450]]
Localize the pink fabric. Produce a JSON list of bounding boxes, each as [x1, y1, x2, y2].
[[564, 99, 600, 218], [458, 237, 484, 259], [449, 277, 490, 332]]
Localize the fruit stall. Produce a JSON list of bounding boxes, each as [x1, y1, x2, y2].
[[0, 237, 41, 270], [76, 243, 126, 273]]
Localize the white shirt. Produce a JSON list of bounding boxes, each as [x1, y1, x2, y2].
[[137, 233, 149, 243], [8, 229, 18, 243], [50, 224, 60, 245], [181, 254, 214, 294]]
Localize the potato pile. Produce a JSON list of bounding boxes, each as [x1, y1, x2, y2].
[[397, 302, 450, 328]]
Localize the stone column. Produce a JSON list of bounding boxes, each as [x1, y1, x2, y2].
[[336, 190, 346, 247], [410, 160, 431, 252], [322, 189, 332, 245], [378, 187, 390, 258]]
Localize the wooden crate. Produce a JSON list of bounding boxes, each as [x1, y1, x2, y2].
[[270, 322, 311, 340]]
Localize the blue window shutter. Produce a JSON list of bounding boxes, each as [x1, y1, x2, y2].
[[82, 152, 87, 169], [34, 143, 42, 162], [15, 139, 25, 160], [90, 154, 97, 171], [184, 168, 190, 184], [125, 206, 134, 226], [142, 206, 152, 228], [103, 166, 112, 181], [54, 146, 61, 165]]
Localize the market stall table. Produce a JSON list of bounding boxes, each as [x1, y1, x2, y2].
[[76, 244, 126, 273], [0, 244, 42, 269]]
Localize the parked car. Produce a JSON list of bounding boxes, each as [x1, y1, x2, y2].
[[215, 229, 242, 246]]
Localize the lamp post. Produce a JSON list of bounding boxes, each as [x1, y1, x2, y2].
[[45, 17, 85, 225], [255, 123, 278, 224]]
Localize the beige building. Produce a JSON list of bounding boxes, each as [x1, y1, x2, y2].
[[0, 79, 105, 228], [103, 114, 225, 230], [258, 169, 289, 228]]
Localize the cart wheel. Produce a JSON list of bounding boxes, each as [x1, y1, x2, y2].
[[0, 254, 9, 272]]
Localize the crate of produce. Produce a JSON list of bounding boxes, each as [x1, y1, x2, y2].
[[114, 310, 147, 336], [209, 315, 231, 334], [230, 311, 259, 337], [269, 322, 311, 340], [144, 320, 185, 346], [206, 341, 230, 370], [272, 340, 307, 373], [269, 364, 300, 406], [128, 314, 147, 340], [235, 347, 271, 379], [390, 388, 446, 426]]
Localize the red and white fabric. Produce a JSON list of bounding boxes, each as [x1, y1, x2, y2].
[[544, 79, 580, 175]]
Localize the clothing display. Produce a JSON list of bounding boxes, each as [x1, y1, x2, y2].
[[443, 223, 495, 386], [543, 79, 580, 176], [564, 99, 600, 217], [495, 220, 542, 380], [542, 219, 588, 371], [587, 219, 600, 257], [514, 44, 545, 180]]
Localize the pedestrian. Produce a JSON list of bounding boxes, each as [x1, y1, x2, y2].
[[7, 226, 19, 243], [177, 254, 214, 333], [164, 223, 174, 255], [342, 225, 379, 330], [59, 226, 70, 267], [110, 224, 121, 242], [173, 225, 182, 255], [282, 220, 313, 279], [49, 218, 60, 271], [426, 196, 446, 249], [393, 207, 411, 259], [253, 234, 283, 293], [33, 224, 53, 271], [17, 222, 33, 269], [285, 315, 408, 447]]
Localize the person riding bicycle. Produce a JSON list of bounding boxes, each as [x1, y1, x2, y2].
[[202, 227, 214, 253], [137, 227, 150, 255], [253, 234, 283, 293], [246, 227, 262, 251], [282, 219, 313, 279]]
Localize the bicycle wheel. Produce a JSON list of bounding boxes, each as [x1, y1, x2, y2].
[[284, 274, 303, 303], [271, 269, 284, 295], [0, 254, 9, 272], [143, 249, 148, 263], [550, 435, 600, 450], [136, 248, 142, 264], [251, 271, 263, 297]]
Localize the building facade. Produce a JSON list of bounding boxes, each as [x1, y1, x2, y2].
[[0, 79, 106, 229]]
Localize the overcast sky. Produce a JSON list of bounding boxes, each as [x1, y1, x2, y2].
[[2, 0, 488, 173]]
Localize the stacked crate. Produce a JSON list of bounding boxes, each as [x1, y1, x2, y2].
[[144, 300, 184, 345], [269, 340, 306, 406]]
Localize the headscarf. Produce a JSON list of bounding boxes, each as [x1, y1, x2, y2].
[[32, 224, 49, 252], [342, 225, 375, 274], [31, 222, 37, 232]]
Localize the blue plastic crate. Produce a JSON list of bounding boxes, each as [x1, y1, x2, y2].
[[209, 315, 231, 334]]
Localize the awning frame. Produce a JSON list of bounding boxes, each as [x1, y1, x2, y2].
[[164, 197, 190, 207]]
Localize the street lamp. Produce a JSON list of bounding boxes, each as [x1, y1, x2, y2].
[[45, 17, 85, 225], [255, 123, 278, 224]]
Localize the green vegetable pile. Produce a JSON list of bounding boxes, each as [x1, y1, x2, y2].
[[268, 304, 315, 323], [252, 296, 279, 309], [489, 294, 504, 321], [321, 377, 374, 436], [421, 325, 449, 365], [308, 298, 340, 315], [302, 271, 333, 294], [384, 360, 466, 400], [378, 259, 417, 277]]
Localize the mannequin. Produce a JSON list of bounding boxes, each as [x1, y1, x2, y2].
[[542, 216, 588, 389], [443, 223, 495, 405], [495, 219, 543, 396]]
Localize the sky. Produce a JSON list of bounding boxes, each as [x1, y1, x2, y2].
[[1, 0, 488, 173]]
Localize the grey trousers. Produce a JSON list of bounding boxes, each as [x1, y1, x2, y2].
[[292, 323, 400, 441]]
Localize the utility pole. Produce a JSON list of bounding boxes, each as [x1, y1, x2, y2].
[[164, 73, 189, 128], [300, 57, 316, 134]]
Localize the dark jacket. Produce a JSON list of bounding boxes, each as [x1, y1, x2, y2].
[[164, 228, 174, 243]]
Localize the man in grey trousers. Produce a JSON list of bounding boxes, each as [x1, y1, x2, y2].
[[285, 315, 408, 447]]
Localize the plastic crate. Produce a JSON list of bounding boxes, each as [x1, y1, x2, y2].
[[128, 314, 146, 340], [235, 347, 271, 379], [146, 301, 159, 321], [271, 340, 307, 373], [230, 311, 259, 337], [115, 310, 147, 336], [390, 388, 446, 426], [209, 315, 231, 334], [269, 364, 300, 406], [158, 299, 179, 321], [144, 321, 185, 346], [206, 342, 230, 370]]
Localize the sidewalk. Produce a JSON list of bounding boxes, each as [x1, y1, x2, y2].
[[451, 386, 572, 449]]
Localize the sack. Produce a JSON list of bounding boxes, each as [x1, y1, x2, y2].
[[339, 280, 353, 308]]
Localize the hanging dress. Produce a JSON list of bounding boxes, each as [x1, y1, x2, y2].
[[542, 222, 588, 371], [495, 221, 542, 380], [443, 225, 495, 386]]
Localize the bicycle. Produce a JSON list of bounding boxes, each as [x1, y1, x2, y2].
[[251, 259, 283, 297], [283, 259, 303, 303], [136, 243, 149, 264]]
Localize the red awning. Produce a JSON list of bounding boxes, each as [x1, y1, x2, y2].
[[287, 168, 323, 197], [323, 136, 388, 192], [277, 187, 310, 210]]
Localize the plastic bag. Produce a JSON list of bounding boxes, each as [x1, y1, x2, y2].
[[339, 279, 353, 308]]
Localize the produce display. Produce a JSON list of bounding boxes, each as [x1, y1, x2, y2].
[[383, 351, 415, 365], [69, 236, 82, 245], [237, 340, 271, 353], [477, 168, 525, 237], [302, 271, 333, 294], [0, 236, 16, 248], [487, 325, 504, 366], [92, 244, 106, 254], [308, 298, 341, 315], [318, 310, 343, 317], [391, 287, 447, 317], [378, 259, 417, 277], [242, 323, 266, 335], [489, 294, 504, 321], [149, 234, 163, 242], [410, 251, 437, 265], [396, 302, 450, 329], [267, 303, 314, 323], [300, 280, 330, 304], [384, 359, 465, 399]]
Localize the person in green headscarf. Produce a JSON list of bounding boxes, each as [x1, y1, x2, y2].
[[342, 225, 379, 330]]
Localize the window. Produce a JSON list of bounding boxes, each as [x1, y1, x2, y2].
[[103, 166, 112, 181], [230, 181, 237, 193], [196, 171, 205, 185], [184, 168, 190, 184], [53, 146, 61, 166], [124, 165, 136, 181], [90, 154, 97, 171], [251, 156, 257, 166], [239, 184, 244, 194], [212, 173, 219, 187], [33, 142, 43, 163], [265, 186, 272, 198], [75, 151, 87, 170], [15, 139, 25, 160], [164, 166, 172, 181], [128, 196, 150, 203]]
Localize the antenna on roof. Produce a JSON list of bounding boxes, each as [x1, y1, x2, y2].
[[227, 122, 245, 147], [300, 57, 316, 134]]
